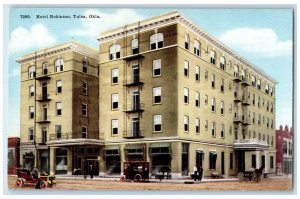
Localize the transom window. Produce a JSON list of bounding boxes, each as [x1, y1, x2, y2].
[[150, 33, 163, 50], [210, 51, 216, 65], [194, 40, 200, 56], [55, 59, 64, 72], [109, 44, 121, 60]]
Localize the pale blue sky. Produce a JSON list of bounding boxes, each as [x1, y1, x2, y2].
[[6, 7, 294, 136]]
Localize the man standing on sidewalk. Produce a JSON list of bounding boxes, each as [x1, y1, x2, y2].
[[193, 164, 198, 181], [198, 166, 203, 181], [90, 164, 94, 179]]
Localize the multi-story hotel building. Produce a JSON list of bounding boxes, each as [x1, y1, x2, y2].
[[18, 11, 277, 178], [17, 41, 101, 175], [98, 11, 277, 178]]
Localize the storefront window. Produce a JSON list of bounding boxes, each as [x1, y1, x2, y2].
[[55, 148, 67, 174]]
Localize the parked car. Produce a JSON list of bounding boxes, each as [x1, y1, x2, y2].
[[120, 161, 149, 182]]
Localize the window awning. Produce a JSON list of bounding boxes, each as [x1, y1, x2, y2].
[[104, 145, 120, 150], [124, 144, 144, 150], [149, 142, 171, 148]]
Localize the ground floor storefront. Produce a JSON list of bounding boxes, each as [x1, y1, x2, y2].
[[19, 140, 276, 178]]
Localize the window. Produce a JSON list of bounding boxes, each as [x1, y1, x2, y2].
[[150, 33, 163, 50], [271, 103, 273, 113], [153, 115, 162, 132], [195, 92, 200, 107], [234, 127, 238, 140], [29, 106, 34, 119], [252, 112, 255, 124], [229, 104, 232, 113], [111, 94, 119, 110], [82, 103, 88, 116], [205, 70, 208, 80], [210, 51, 216, 65], [257, 79, 261, 90], [241, 69, 246, 80], [42, 62, 48, 75], [220, 79, 224, 92], [184, 88, 189, 104], [109, 44, 121, 60], [82, 82, 88, 95], [55, 58, 64, 72], [153, 59, 161, 77], [220, 56, 226, 70], [55, 125, 61, 139], [56, 102, 62, 116], [271, 136, 274, 146], [211, 74, 215, 88], [29, 86, 34, 97], [194, 40, 200, 56], [270, 87, 273, 96], [111, 119, 118, 135], [265, 84, 269, 94], [267, 101, 269, 111], [221, 124, 225, 138], [258, 114, 261, 125], [184, 60, 189, 77], [234, 65, 239, 78], [211, 98, 216, 112], [252, 155, 256, 168], [205, 120, 208, 131], [252, 75, 256, 87], [185, 34, 190, 50], [205, 95, 208, 104], [195, 118, 200, 134], [252, 93, 255, 106], [131, 65, 139, 84], [82, 59, 88, 73], [82, 126, 87, 138], [184, 116, 189, 132], [56, 80, 62, 94], [209, 151, 217, 169], [28, 66, 35, 79], [258, 132, 261, 140], [270, 156, 274, 169], [230, 153, 233, 169], [195, 65, 200, 81], [29, 128, 34, 141], [258, 96, 261, 108], [111, 68, 119, 84], [132, 39, 139, 54], [220, 101, 224, 115], [153, 87, 161, 104], [212, 122, 216, 137]]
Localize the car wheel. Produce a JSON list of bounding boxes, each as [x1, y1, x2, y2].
[[134, 174, 142, 182], [39, 180, 47, 189], [16, 179, 24, 187]]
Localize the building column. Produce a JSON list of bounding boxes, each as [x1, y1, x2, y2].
[[120, 145, 125, 175], [264, 150, 268, 173], [99, 148, 105, 177], [256, 150, 260, 169], [67, 147, 72, 175], [49, 147, 55, 175], [171, 142, 181, 179]]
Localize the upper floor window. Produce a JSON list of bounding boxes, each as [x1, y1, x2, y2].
[[194, 40, 200, 56], [220, 56, 226, 70], [211, 74, 215, 88], [270, 87, 273, 96], [132, 39, 139, 54], [153, 59, 161, 77], [220, 101, 224, 115], [265, 84, 269, 94], [82, 59, 88, 73], [29, 85, 34, 97], [195, 118, 200, 134], [82, 103, 88, 117], [209, 151, 217, 169], [205, 95, 208, 104], [184, 115, 189, 132], [153, 115, 162, 132], [28, 65, 35, 79], [109, 44, 121, 60], [42, 62, 48, 75], [111, 119, 119, 135], [234, 65, 239, 78], [210, 51, 216, 65], [153, 87, 162, 104], [150, 33, 163, 50], [221, 124, 225, 138], [28, 128, 34, 141], [241, 69, 246, 80], [82, 81, 88, 95], [212, 122, 216, 137], [82, 126, 87, 138], [252, 75, 256, 87], [56, 102, 62, 116], [112, 68, 119, 84], [257, 79, 261, 90], [185, 34, 190, 50], [205, 120, 208, 131], [221, 78, 224, 92], [195, 65, 200, 81], [195, 92, 200, 107], [55, 125, 61, 139], [184, 87, 189, 104], [212, 98, 216, 112], [56, 80, 62, 94], [184, 60, 189, 77], [112, 93, 119, 110], [55, 58, 64, 72], [29, 106, 34, 119]]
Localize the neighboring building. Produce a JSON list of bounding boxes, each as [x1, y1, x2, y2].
[[18, 11, 277, 178], [17, 41, 100, 175], [98, 11, 277, 178], [276, 125, 293, 175], [8, 137, 20, 174]]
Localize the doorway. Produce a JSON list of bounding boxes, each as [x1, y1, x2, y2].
[[221, 152, 225, 175]]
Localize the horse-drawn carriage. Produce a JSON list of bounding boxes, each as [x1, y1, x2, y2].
[[238, 166, 264, 183], [16, 168, 56, 189], [120, 161, 150, 182]]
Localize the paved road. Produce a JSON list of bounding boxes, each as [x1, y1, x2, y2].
[[7, 175, 292, 191]]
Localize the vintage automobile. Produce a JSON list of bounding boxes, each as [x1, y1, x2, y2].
[[120, 161, 150, 182], [16, 168, 56, 189]]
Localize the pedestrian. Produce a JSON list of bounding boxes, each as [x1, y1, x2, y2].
[[198, 166, 203, 181], [193, 164, 198, 181], [90, 164, 93, 179]]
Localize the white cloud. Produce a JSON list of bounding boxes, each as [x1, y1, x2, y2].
[[69, 9, 143, 38], [9, 24, 56, 54], [219, 28, 292, 57]]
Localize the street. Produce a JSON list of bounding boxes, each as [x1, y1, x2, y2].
[[7, 175, 292, 191]]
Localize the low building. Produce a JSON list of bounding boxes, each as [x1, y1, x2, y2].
[[276, 125, 293, 175], [8, 137, 20, 174]]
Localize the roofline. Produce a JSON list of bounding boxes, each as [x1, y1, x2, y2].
[[97, 10, 277, 85], [16, 40, 99, 63]]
